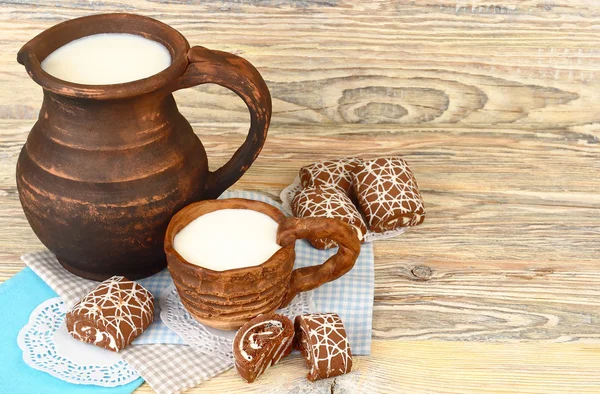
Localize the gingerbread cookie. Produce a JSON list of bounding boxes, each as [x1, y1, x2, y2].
[[233, 313, 295, 383], [299, 157, 360, 195], [66, 276, 154, 352], [291, 185, 367, 249], [352, 157, 425, 233], [295, 313, 353, 381]]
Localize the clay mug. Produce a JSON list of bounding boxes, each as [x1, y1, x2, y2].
[[16, 14, 271, 280], [164, 198, 361, 330]]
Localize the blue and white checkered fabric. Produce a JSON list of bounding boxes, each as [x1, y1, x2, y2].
[[294, 235, 374, 355], [24, 190, 375, 355], [218, 190, 374, 355], [134, 269, 180, 345]]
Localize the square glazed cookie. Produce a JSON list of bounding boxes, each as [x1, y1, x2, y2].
[[299, 157, 360, 195], [292, 185, 367, 249], [352, 157, 425, 233], [66, 276, 154, 352], [295, 313, 353, 381]]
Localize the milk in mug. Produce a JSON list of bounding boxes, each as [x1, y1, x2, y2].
[[173, 209, 282, 271]]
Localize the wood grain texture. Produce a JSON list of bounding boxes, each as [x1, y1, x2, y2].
[[1, 0, 600, 392], [133, 342, 600, 393]]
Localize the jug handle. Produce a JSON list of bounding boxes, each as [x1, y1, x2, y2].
[[276, 217, 361, 307], [174, 46, 272, 199]]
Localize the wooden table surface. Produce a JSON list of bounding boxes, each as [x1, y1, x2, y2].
[[1, 1, 599, 393]]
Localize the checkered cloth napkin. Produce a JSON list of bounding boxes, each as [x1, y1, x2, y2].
[[22, 190, 374, 393]]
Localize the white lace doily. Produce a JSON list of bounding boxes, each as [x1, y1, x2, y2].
[[280, 175, 408, 242], [17, 297, 140, 387], [160, 285, 315, 361]]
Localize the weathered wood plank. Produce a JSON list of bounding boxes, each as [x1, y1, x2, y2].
[[1, 1, 600, 128], [2, 1, 600, 392], [374, 259, 600, 342], [2, 123, 598, 263], [1, 122, 598, 342], [134, 341, 600, 393]]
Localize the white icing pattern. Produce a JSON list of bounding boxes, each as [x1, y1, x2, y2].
[[352, 157, 426, 231], [234, 315, 295, 382], [292, 185, 366, 249], [68, 276, 154, 351], [299, 157, 359, 194], [280, 174, 410, 243], [301, 313, 352, 379], [239, 320, 283, 361]]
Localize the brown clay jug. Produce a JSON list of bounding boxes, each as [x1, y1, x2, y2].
[[16, 14, 271, 280]]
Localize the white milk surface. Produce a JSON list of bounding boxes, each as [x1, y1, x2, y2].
[[173, 209, 282, 271], [41, 33, 172, 85]]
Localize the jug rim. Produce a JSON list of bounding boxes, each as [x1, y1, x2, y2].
[[17, 13, 190, 100]]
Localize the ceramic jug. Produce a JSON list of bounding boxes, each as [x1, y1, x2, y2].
[[16, 13, 271, 280]]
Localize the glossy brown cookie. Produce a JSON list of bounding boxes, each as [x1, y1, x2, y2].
[[291, 185, 366, 249], [352, 157, 426, 233], [233, 313, 294, 383], [299, 157, 360, 195], [66, 276, 154, 352], [295, 313, 353, 381]]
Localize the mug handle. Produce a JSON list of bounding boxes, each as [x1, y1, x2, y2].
[[276, 217, 361, 307], [174, 46, 272, 199]]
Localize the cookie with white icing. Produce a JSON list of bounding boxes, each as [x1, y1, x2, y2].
[[291, 185, 366, 249], [299, 157, 360, 195], [295, 313, 353, 381], [233, 313, 294, 383], [352, 157, 426, 233], [66, 276, 154, 352]]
